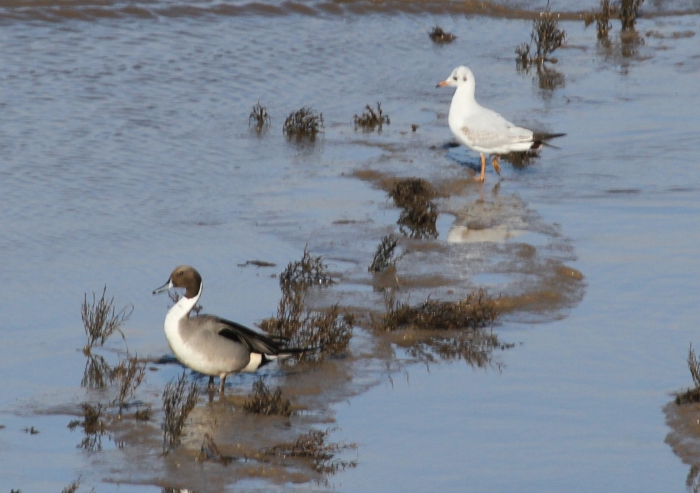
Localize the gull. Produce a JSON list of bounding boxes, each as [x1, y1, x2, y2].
[[153, 265, 309, 393], [437, 65, 565, 182]]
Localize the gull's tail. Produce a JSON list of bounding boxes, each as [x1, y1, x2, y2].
[[531, 132, 566, 150]]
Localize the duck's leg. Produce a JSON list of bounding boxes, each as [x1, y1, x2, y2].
[[218, 374, 227, 394], [476, 153, 486, 182], [491, 156, 501, 176]]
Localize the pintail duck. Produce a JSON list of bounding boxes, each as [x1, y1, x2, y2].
[[153, 265, 306, 393]]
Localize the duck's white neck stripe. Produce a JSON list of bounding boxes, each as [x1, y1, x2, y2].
[[164, 282, 203, 329]]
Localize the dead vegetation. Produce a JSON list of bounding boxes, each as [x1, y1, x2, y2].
[[353, 102, 390, 132], [81, 353, 114, 388], [368, 234, 403, 274], [584, 0, 615, 39], [389, 178, 439, 239], [676, 344, 700, 405], [249, 101, 271, 133], [373, 289, 497, 332], [81, 286, 132, 352], [61, 476, 82, 493], [68, 403, 109, 452], [162, 371, 198, 455], [279, 247, 334, 291], [283, 106, 324, 141], [428, 26, 456, 43], [243, 378, 293, 417], [619, 0, 644, 31], [263, 428, 357, 475], [516, 3, 566, 70], [112, 356, 147, 418], [259, 287, 354, 362]]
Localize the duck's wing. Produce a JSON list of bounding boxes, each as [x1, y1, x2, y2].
[[196, 314, 284, 355]]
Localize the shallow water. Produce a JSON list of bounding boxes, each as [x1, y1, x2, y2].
[[1, 0, 700, 491]]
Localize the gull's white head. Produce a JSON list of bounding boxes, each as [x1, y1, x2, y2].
[[437, 66, 475, 91]]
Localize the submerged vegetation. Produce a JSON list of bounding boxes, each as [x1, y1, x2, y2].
[[81, 286, 132, 352], [279, 247, 334, 290], [428, 26, 456, 43], [283, 106, 324, 141], [373, 289, 498, 332], [675, 344, 700, 405], [353, 102, 390, 132], [112, 356, 147, 418], [389, 178, 439, 239], [263, 428, 357, 475], [260, 286, 354, 361], [162, 371, 198, 455], [243, 378, 293, 417], [516, 3, 566, 70], [368, 234, 402, 274], [249, 101, 271, 133]]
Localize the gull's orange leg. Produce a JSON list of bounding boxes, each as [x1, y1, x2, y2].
[[476, 153, 486, 182], [492, 156, 501, 176]]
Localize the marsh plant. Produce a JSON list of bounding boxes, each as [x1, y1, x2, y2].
[[283, 106, 324, 141], [389, 178, 439, 239], [368, 234, 403, 274], [279, 247, 334, 291], [243, 378, 293, 417], [162, 371, 198, 455], [516, 3, 566, 70], [68, 403, 108, 452], [619, 0, 644, 30], [81, 352, 114, 388], [373, 288, 498, 332], [264, 428, 357, 475], [676, 343, 700, 405], [249, 101, 271, 133], [353, 102, 390, 132], [61, 476, 82, 493], [407, 332, 513, 369], [81, 286, 132, 352], [259, 286, 354, 361], [584, 0, 615, 39], [112, 356, 147, 418], [428, 25, 456, 43]]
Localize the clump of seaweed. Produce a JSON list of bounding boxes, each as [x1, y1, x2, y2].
[[676, 343, 700, 405], [353, 102, 390, 132], [197, 433, 236, 465], [112, 356, 147, 418], [249, 101, 271, 133], [368, 234, 403, 273], [81, 286, 132, 352], [373, 289, 498, 332], [516, 3, 566, 70], [619, 0, 643, 31], [429, 26, 456, 43], [389, 178, 439, 239], [162, 371, 198, 455], [283, 106, 324, 141], [68, 403, 108, 452], [280, 247, 334, 291], [242, 378, 293, 417], [499, 150, 540, 168], [259, 287, 354, 361], [584, 0, 615, 39], [264, 428, 357, 475]]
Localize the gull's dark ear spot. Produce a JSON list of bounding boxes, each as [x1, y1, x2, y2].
[[463, 76, 467, 81]]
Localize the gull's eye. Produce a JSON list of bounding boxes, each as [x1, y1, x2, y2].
[[453, 76, 458, 81]]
